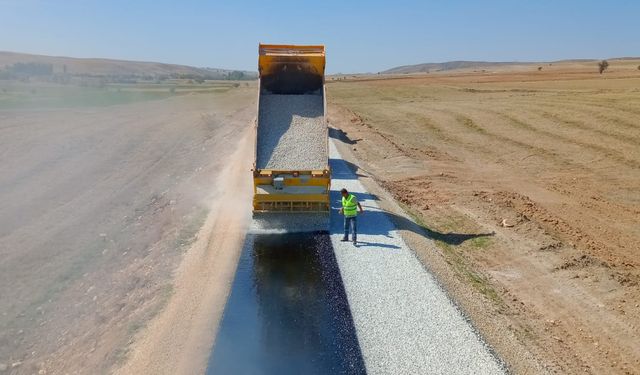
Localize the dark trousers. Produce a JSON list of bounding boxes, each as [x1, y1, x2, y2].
[[343, 216, 357, 241]]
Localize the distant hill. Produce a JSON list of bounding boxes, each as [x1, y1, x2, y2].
[[0, 51, 257, 80], [382, 57, 640, 74], [382, 61, 531, 74]]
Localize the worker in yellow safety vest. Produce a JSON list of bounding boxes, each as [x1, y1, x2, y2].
[[339, 188, 364, 244]]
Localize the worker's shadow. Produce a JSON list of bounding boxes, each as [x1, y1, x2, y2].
[[331, 191, 494, 249], [329, 127, 361, 145], [341, 204, 494, 248], [383, 209, 495, 246], [353, 241, 400, 249]]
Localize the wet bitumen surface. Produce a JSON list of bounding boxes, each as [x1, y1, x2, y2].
[[206, 231, 366, 375]]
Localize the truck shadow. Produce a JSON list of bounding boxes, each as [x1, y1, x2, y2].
[[330, 158, 370, 179], [207, 232, 366, 374]]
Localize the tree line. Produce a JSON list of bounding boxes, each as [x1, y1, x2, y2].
[[0, 62, 255, 81]]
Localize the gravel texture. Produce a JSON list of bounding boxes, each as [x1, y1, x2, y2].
[[328, 141, 505, 374], [256, 94, 327, 170]]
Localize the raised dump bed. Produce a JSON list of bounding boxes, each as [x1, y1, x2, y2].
[[253, 44, 330, 212]]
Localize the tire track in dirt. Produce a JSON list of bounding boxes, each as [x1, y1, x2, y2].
[[400, 104, 627, 192], [337, 105, 461, 167], [507, 97, 640, 137], [508, 111, 640, 169], [512, 95, 640, 119], [494, 98, 640, 143], [424, 106, 589, 173], [403, 106, 558, 171], [535, 109, 640, 147], [447, 103, 640, 171]]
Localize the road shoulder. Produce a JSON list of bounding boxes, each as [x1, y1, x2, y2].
[[115, 128, 254, 375]]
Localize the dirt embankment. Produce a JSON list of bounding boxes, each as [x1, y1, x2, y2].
[[116, 125, 254, 375], [328, 66, 640, 374], [0, 89, 255, 374]]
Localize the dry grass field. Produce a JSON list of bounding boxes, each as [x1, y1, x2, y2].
[[328, 59, 640, 374]]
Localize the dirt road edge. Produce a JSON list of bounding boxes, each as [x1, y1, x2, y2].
[[115, 128, 254, 375]]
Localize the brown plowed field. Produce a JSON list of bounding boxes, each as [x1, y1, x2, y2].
[[328, 61, 640, 374]]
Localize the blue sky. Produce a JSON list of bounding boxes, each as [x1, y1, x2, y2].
[[1, 0, 638, 73]]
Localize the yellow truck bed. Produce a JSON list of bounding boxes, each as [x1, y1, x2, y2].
[[253, 44, 329, 212]]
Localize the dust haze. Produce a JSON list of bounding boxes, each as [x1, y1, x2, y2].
[[0, 55, 257, 373]]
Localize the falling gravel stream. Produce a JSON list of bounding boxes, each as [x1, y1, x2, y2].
[[206, 231, 365, 375]]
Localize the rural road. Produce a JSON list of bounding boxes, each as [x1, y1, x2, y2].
[[328, 140, 505, 374]]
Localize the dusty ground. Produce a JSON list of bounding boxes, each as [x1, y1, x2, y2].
[[116, 125, 254, 375], [328, 60, 640, 374], [0, 86, 255, 374]]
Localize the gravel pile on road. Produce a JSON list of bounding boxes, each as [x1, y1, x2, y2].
[[256, 94, 326, 170]]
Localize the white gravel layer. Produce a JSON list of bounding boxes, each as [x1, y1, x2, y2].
[[256, 94, 327, 170], [329, 140, 505, 374]]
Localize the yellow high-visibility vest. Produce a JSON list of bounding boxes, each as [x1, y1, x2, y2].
[[342, 194, 358, 217]]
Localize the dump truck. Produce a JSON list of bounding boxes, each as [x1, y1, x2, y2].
[[252, 44, 330, 212]]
